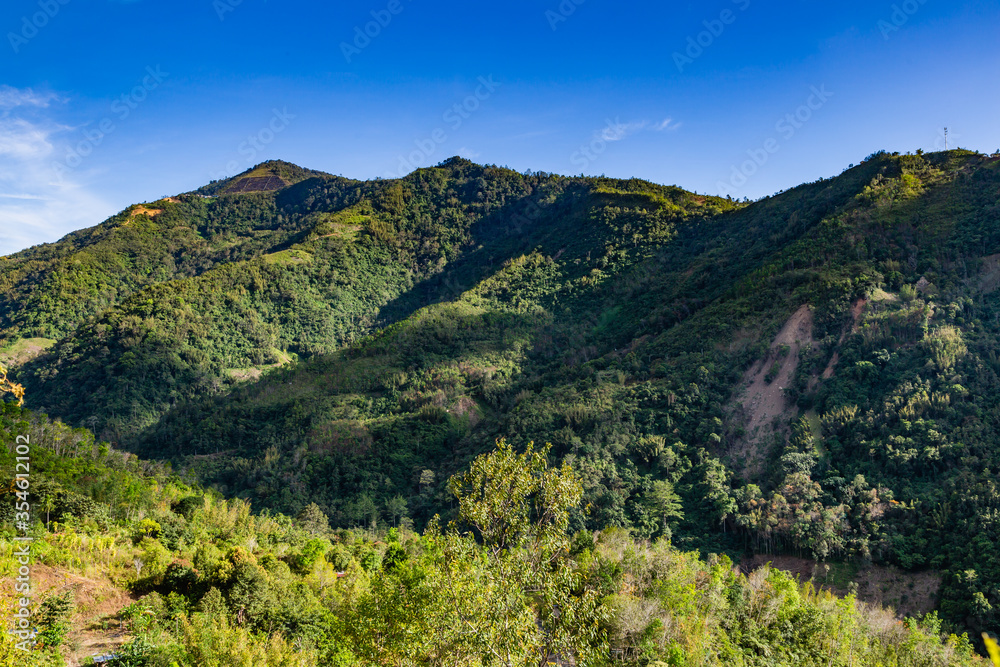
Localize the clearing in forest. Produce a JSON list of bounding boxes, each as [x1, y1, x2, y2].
[[729, 305, 814, 478]]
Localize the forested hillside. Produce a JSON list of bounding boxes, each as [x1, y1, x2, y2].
[[0, 401, 992, 666], [4, 150, 1000, 653]]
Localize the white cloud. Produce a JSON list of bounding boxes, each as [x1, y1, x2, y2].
[[0, 86, 57, 110], [0, 117, 58, 160], [599, 118, 647, 142], [595, 117, 682, 144], [0, 87, 112, 256], [652, 118, 681, 132]]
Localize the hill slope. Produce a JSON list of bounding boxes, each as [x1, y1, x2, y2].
[[3, 150, 1000, 640], [0, 403, 985, 666]]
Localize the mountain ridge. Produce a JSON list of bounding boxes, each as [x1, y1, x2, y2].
[[3, 148, 1000, 639]]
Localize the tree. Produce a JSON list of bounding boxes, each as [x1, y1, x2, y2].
[[41, 495, 55, 531], [296, 503, 329, 535], [385, 495, 408, 528], [36, 592, 74, 650], [135, 517, 161, 539], [448, 439, 579, 559], [699, 457, 736, 530], [137, 537, 172, 582], [219, 548, 270, 627], [643, 480, 683, 537], [346, 440, 607, 666], [439, 439, 607, 665], [294, 538, 329, 573], [419, 469, 436, 494], [348, 559, 437, 665], [355, 495, 379, 531], [197, 587, 229, 616]]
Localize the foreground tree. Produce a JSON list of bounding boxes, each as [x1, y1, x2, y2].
[[442, 439, 606, 665], [348, 439, 606, 666]]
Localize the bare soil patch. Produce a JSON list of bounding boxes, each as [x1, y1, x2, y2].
[[730, 306, 814, 477], [227, 175, 288, 193], [821, 351, 840, 379], [29, 564, 136, 666], [980, 254, 1000, 293], [227, 367, 263, 382], [130, 205, 163, 218], [449, 396, 482, 428], [850, 298, 867, 330], [742, 554, 941, 619]]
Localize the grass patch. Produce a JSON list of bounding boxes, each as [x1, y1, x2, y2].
[[308, 206, 370, 241], [0, 337, 56, 367], [820, 561, 861, 590], [264, 249, 313, 265]]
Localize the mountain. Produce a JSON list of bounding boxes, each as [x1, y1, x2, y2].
[[0, 162, 319, 337], [3, 150, 1000, 641]]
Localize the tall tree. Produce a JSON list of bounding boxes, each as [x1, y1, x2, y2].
[[441, 439, 607, 666]]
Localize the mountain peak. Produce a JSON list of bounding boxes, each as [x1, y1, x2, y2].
[[200, 160, 329, 196], [436, 156, 476, 169]]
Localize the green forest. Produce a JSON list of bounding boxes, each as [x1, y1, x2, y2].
[[0, 402, 994, 666], [3, 152, 1000, 664]]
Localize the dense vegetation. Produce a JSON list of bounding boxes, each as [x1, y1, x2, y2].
[[0, 403, 991, 666], [4, 151, 1000, 654]]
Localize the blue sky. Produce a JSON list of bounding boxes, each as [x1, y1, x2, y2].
[[1, 0, 998, 255]]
